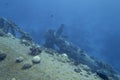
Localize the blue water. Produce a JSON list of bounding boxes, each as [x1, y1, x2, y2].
[[0, 0, 120, 73]]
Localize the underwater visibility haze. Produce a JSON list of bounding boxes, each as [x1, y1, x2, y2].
[[0, 0, 120, 80]]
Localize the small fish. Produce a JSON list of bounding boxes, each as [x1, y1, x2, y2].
[[5, 2, 9, 6], [50, 14, 54, 18]]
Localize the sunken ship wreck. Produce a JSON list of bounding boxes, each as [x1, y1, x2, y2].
[[0, 17, 120, 80]]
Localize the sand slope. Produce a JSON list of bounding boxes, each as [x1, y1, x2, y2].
[[0, 36, 102, 80]]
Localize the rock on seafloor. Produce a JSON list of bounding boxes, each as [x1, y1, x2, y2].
[[0, 53, 7, 61], [15, 56, 24, 63], [22, 62, 33, 70], [11, 78, 16, 80], [32, 56, 41, 64]]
